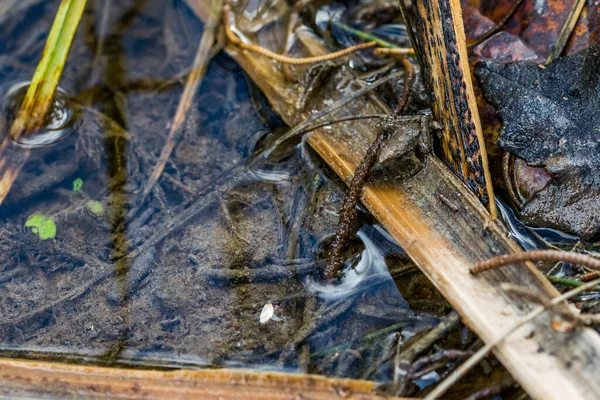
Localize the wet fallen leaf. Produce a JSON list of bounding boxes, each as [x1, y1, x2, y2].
[[462, 0, 595, 60], [476, 45, 600, 239]]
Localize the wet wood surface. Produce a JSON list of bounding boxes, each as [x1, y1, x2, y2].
[[410, 0, 496, 216], [0, 358, 409, 399], [186, 1, 600, 399]]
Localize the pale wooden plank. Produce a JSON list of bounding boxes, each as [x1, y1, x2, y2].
[[0, 358, 409, 399]]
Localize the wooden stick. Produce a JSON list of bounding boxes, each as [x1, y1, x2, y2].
[[408, 0, 497, 218], [0, 358, 412, 399], [425, 277, 600, 399]]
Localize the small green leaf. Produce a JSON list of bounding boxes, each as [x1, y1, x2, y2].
[[73, 178, 83, 193], [25, 213, 56, 240], [86, 200, 104, 216]]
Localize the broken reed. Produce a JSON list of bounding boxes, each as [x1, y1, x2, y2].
[[0, 0, 88, 205], [10, 0, 88, 140]]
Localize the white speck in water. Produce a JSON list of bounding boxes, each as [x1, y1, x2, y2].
[[250, 168, 291, 182], [259, 303, 274, 323], [260, 302, 282, 324]]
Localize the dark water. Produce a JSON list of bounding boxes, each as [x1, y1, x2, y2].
[[0, 0, 445, 383]]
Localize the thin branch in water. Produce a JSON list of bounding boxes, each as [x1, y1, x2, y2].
[[406, 349, 473, 381], [327, 60, 414, 279], [424, 277, 600, 400], [254, 70, 406, 161], [546, 0, 586, 64], [141, 0, 223, 199], [223, 0, 377, 65], [163, 171, 195, 195], [471, 250, 600, 274], [467, 0, 525, 49], [395, 311, 461, 380]]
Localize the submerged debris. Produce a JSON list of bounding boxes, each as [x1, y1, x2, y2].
[[259, 302, 283, 324]]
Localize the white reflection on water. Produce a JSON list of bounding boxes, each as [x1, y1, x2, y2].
[[306, 229, 391, 301]]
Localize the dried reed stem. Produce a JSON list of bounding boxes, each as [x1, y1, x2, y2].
[[425, 276, 600, 399], [141, 0, 222, 199]]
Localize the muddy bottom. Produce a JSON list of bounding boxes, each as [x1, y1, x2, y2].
[[0, 0, 449, 384]]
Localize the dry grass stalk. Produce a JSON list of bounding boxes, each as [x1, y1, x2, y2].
[[141, 0, 223, 199]]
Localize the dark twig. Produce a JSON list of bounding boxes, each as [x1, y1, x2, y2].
[[464, 380, 518, 400], [406, 349, 474, 381], [199, 261, 321, 284], [327, 60, 414, 279], [471, 250, 600, 274], [395, 311, 461, 380]]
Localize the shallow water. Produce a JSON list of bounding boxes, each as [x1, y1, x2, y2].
[[0, 0, 442, 380]]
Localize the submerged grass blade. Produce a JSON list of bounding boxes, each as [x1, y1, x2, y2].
[[0, 0, 87, 205], [141, 0, 223, 200]]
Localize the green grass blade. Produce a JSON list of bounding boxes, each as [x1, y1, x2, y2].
[[10, 0, 88, 138]]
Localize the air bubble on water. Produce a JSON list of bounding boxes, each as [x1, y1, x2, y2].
[[1, 80, 78, 149]]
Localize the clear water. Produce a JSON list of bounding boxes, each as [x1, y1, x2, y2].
[[0, 0, 441, 380]]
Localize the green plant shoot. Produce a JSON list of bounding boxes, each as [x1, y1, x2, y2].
[[25, 214, 57, 240], [73, 178, 83, 192], [9, 0, 88, 140]]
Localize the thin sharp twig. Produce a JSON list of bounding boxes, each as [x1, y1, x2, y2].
[[471, 250, 600, 274], [546, 0, 586, 64], [424, 277, 600, 400], [141, 0, 223, 200]]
